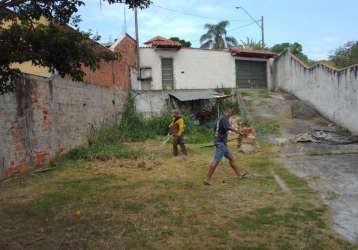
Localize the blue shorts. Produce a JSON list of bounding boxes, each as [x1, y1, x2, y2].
[[214, 142, 233, 162]]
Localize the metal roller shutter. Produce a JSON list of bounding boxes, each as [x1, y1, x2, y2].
[[236, 60, 267, 88]]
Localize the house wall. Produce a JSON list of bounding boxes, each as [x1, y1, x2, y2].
[[0, 74, 126, 178], [137, 48, 236, 90], [273, 51, 358, 134], [9, 35, 136, 91], [133, 90, 170, 118], [82, 34, 137, 91]]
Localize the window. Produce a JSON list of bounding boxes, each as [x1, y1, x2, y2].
[[161, 58, 174, 90]]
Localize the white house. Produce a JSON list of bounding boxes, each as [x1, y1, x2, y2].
[[129, 36, 276, 117]]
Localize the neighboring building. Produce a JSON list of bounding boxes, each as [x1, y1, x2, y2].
[[132, 36, 276, 91], [127, 36, 276, 117], [4, 13, 135, 91], [82, 33, 137, 90]]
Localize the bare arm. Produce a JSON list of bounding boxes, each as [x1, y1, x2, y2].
[[229, 127, 239, 134]]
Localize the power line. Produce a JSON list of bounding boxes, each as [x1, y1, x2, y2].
[[152, 4, 246, 22], [228, 20, 259, 32]]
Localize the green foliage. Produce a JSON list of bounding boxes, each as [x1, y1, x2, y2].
[[200, 20, 238, 49], [270, 42, 314, 66], [169, 37, 192, 47], [221, 98, 241, 115], [254, 118, 280, 136], [240, 37, 263, 49], [185, 127, 213, 144], [215, 84, 232, 95], [329, 41, 358, 68], [118, 93, 150, 141], [0, 0, 150, 94], [87, 93, 213, 146]]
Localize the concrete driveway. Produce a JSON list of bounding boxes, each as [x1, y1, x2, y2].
[[242, 89, 358, 243]]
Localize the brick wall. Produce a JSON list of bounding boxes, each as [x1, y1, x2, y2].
[[0, 74, 126, 178], [82, 34, 137, 91]]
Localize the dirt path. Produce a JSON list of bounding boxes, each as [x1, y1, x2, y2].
[[242, 89, 358, 243]]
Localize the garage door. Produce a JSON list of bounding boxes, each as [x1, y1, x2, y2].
[[236, 60, 267, 88]]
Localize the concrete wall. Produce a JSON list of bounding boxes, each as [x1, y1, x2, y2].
[[133, 90, 170, 118], [273, 51, 358, 134], [137, 48, 236, 90], [0, 74, 126, 178]]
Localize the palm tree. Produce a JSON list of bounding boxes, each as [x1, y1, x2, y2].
[[200, 21, 238, 49]]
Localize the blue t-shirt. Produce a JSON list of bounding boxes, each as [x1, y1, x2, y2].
[[214, 115, 231, 144]]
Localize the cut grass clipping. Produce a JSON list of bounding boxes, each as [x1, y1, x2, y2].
[[67, 144, 140, 161]]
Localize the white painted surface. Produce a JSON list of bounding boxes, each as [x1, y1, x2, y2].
[[274, 51, 358, 134], [137, 48, 236, 90]]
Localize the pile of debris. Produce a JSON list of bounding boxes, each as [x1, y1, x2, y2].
[[295, 130, 358, 145]]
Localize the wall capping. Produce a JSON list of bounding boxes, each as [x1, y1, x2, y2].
[[275, 50, 358, 75]]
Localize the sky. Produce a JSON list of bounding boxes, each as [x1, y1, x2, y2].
[[78, 0, 358, 60]]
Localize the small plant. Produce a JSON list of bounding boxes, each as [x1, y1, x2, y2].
[[215, 84, 232, 95], [240, 91, 254, 97], [254, 118, 280, 136]]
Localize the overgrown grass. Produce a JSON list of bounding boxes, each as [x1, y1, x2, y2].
[[240, 90, 254, 97], [258, 89, 271, 99], [66, 144, 140, 161], [88, 93, 214, 145], [254, 118, 280, 136], [0, 140, 353, 249], [185, 127, 213, 144]]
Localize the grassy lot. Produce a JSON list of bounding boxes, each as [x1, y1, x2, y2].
[[0, 133, 356, 249]]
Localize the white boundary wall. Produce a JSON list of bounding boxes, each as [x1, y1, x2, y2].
[[273, 51, 358, 134]]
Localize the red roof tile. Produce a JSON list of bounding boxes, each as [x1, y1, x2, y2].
[[230, 48, 277, 58], [144, 36, 182, 48]]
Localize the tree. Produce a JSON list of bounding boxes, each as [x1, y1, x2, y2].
[[200, 20, 237, 49], [0, 0, 151, 94], [240, 37, 263, 49], [270, 42, 313, 65], [329, 41, 358, 68], [169, 37, 191, 47]]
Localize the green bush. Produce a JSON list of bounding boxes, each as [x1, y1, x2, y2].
[[186, 127, 213, 144], [86, 93, 217, 147]]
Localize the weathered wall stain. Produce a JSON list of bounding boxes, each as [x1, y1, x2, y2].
[[0, 74, 127, 178], [273, 50, 358, 134]]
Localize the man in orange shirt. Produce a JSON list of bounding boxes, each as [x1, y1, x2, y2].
[[169, 110, 187, 156]]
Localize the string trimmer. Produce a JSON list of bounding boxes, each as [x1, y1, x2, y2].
[[160, 133, 171, 147], [199, 137, 242, 148]]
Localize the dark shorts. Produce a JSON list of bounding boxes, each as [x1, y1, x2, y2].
[[174, 136, 185, 145], [214, 142, 233, 162]]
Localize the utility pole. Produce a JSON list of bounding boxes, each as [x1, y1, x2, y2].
[[123, 4, 127, 34], [134, 7, 140, 72], [236, 7, 265, 48], [261, 16, 265, 48]]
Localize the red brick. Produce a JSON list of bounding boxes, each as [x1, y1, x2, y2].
[[5, 162, 28, 177], [14, 127, 24, 138], [82, 34, 136, 91], [34, 152, 49, 166]]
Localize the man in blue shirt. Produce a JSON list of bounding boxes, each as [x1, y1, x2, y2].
[[204, 106, 247, 185]]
